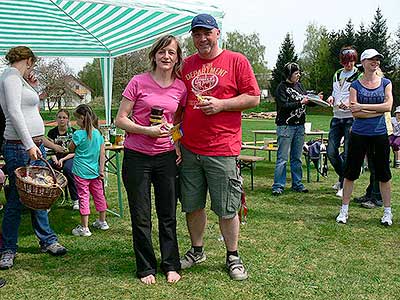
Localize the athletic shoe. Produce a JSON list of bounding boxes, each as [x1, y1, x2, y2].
[[72, 200, 79, 210], [226, 255, 248, 281], [332, 181, 341, 190], [40, 242, 67, 256], [360, 200, 377, 209], [180, 248, 206, 269], [72, 225, 92, 237], [0, 251, 15, 270], [92, 219, 109, 230], [336, 188, 343, 198], [293, 187, 309, 193], [353, 195, 370, 203], [336, 209, 348, 224], [381, 211, 393, 226], [272, 189, 283, 196]]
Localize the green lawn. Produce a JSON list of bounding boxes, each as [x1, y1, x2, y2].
[[1, 115, 400, 299]]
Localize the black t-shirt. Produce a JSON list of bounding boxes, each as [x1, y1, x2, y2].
[[275, 81, 313, 126], [47, 126, 75, 160]]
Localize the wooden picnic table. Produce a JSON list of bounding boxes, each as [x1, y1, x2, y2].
[[251, 129, 329, 150]]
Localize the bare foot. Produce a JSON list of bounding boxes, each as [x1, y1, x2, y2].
[[166, 271, 181, 283], [140, 274, 156, 285]]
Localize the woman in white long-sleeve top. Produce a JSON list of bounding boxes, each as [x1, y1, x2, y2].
[[0, 46, 67, 270]]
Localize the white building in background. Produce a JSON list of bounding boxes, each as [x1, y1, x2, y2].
[[1, 58, 93, 110], [64, 75, 92, 104], [40, 75, 93, 110]]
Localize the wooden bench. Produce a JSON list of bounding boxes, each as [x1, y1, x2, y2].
[[241, 144, 278, 161], [241, 144, 328, 184], [238, 155, 264, 190]]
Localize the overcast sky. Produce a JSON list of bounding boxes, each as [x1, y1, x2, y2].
[[66, 0, 399, 73]]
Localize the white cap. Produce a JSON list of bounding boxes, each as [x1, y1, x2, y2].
[[360, 49, 384, 61], [395, 106, 400, 114]]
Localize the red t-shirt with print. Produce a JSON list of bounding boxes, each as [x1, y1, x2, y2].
[[181, 50, 260, 156]]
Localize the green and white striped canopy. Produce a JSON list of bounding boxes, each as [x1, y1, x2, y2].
[[0, 0, 224, 57], [0, 0, 224, 123]]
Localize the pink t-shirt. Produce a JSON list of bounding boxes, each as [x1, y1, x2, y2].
[[181, 50, 260, 156], [122, 72, 187, 155]]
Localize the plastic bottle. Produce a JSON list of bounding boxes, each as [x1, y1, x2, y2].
[[109, 117, 117, 144]]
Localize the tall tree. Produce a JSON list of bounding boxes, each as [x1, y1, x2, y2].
[[36, 57, 74, 111], [112, 49, 148, 102], [271, 33, 298, 95], [393, 25, 400, 66], [368, 7, 393, 72], [182, 31, 269, 89], [390, 25, 400, 108], [79, 49, 148, 104], [223, 31, 268, 75], [327, 20, 357, 72], [343, 20, 356, 46], [300, 24, 335, 96], [355, 22, 371, 54], [79, 58, 102, 98], [181, 35, 196, 57], [223, 31, 268, 89]]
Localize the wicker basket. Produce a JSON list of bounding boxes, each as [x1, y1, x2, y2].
[[15, 157, 67, 210]]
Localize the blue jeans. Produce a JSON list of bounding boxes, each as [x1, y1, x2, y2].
[[272, 125, 305, 191], [1, 142, 58, 254], [327, 117, 353, 187], [49, 158, 78, 201]]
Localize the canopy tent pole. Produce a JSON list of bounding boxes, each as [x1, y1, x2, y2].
[[100, 57, 114, 125]]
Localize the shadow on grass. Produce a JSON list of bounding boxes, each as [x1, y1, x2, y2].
[[4, 204, 81, 238]]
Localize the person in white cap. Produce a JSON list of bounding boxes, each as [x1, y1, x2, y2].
[[389, 106, 400, 167], [336, 49, 394, 225]]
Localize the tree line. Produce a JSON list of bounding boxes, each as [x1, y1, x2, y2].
[[272, 7, 400, 107], [78, 31, 268, 103], [78, 7, 399, 108]]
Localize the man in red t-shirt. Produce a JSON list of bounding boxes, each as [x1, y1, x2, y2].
[[178, 13, 260, 281]]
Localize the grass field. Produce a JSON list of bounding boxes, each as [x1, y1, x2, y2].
[[0, 115, 400, 300]]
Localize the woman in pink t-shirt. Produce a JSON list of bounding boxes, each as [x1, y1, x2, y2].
[[115, 35, 186, 285]]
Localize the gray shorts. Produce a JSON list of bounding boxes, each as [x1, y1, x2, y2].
[[179, 145, 242, 218]]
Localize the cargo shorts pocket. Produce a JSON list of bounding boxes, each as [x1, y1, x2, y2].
[[226, 177, 243, 216]]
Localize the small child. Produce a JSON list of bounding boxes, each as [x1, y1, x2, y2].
[[389, 106, 400, 168], [69, 104, 109, 236]]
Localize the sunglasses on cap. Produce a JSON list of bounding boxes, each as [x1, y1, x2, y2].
[[341, 49, 356, 55]]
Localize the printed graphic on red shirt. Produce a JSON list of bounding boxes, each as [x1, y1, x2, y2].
[[181, 50, 260, 156], [186, 63, 227, 108]]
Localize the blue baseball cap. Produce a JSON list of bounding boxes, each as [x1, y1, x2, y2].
[[190, 14, 219, 31]]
